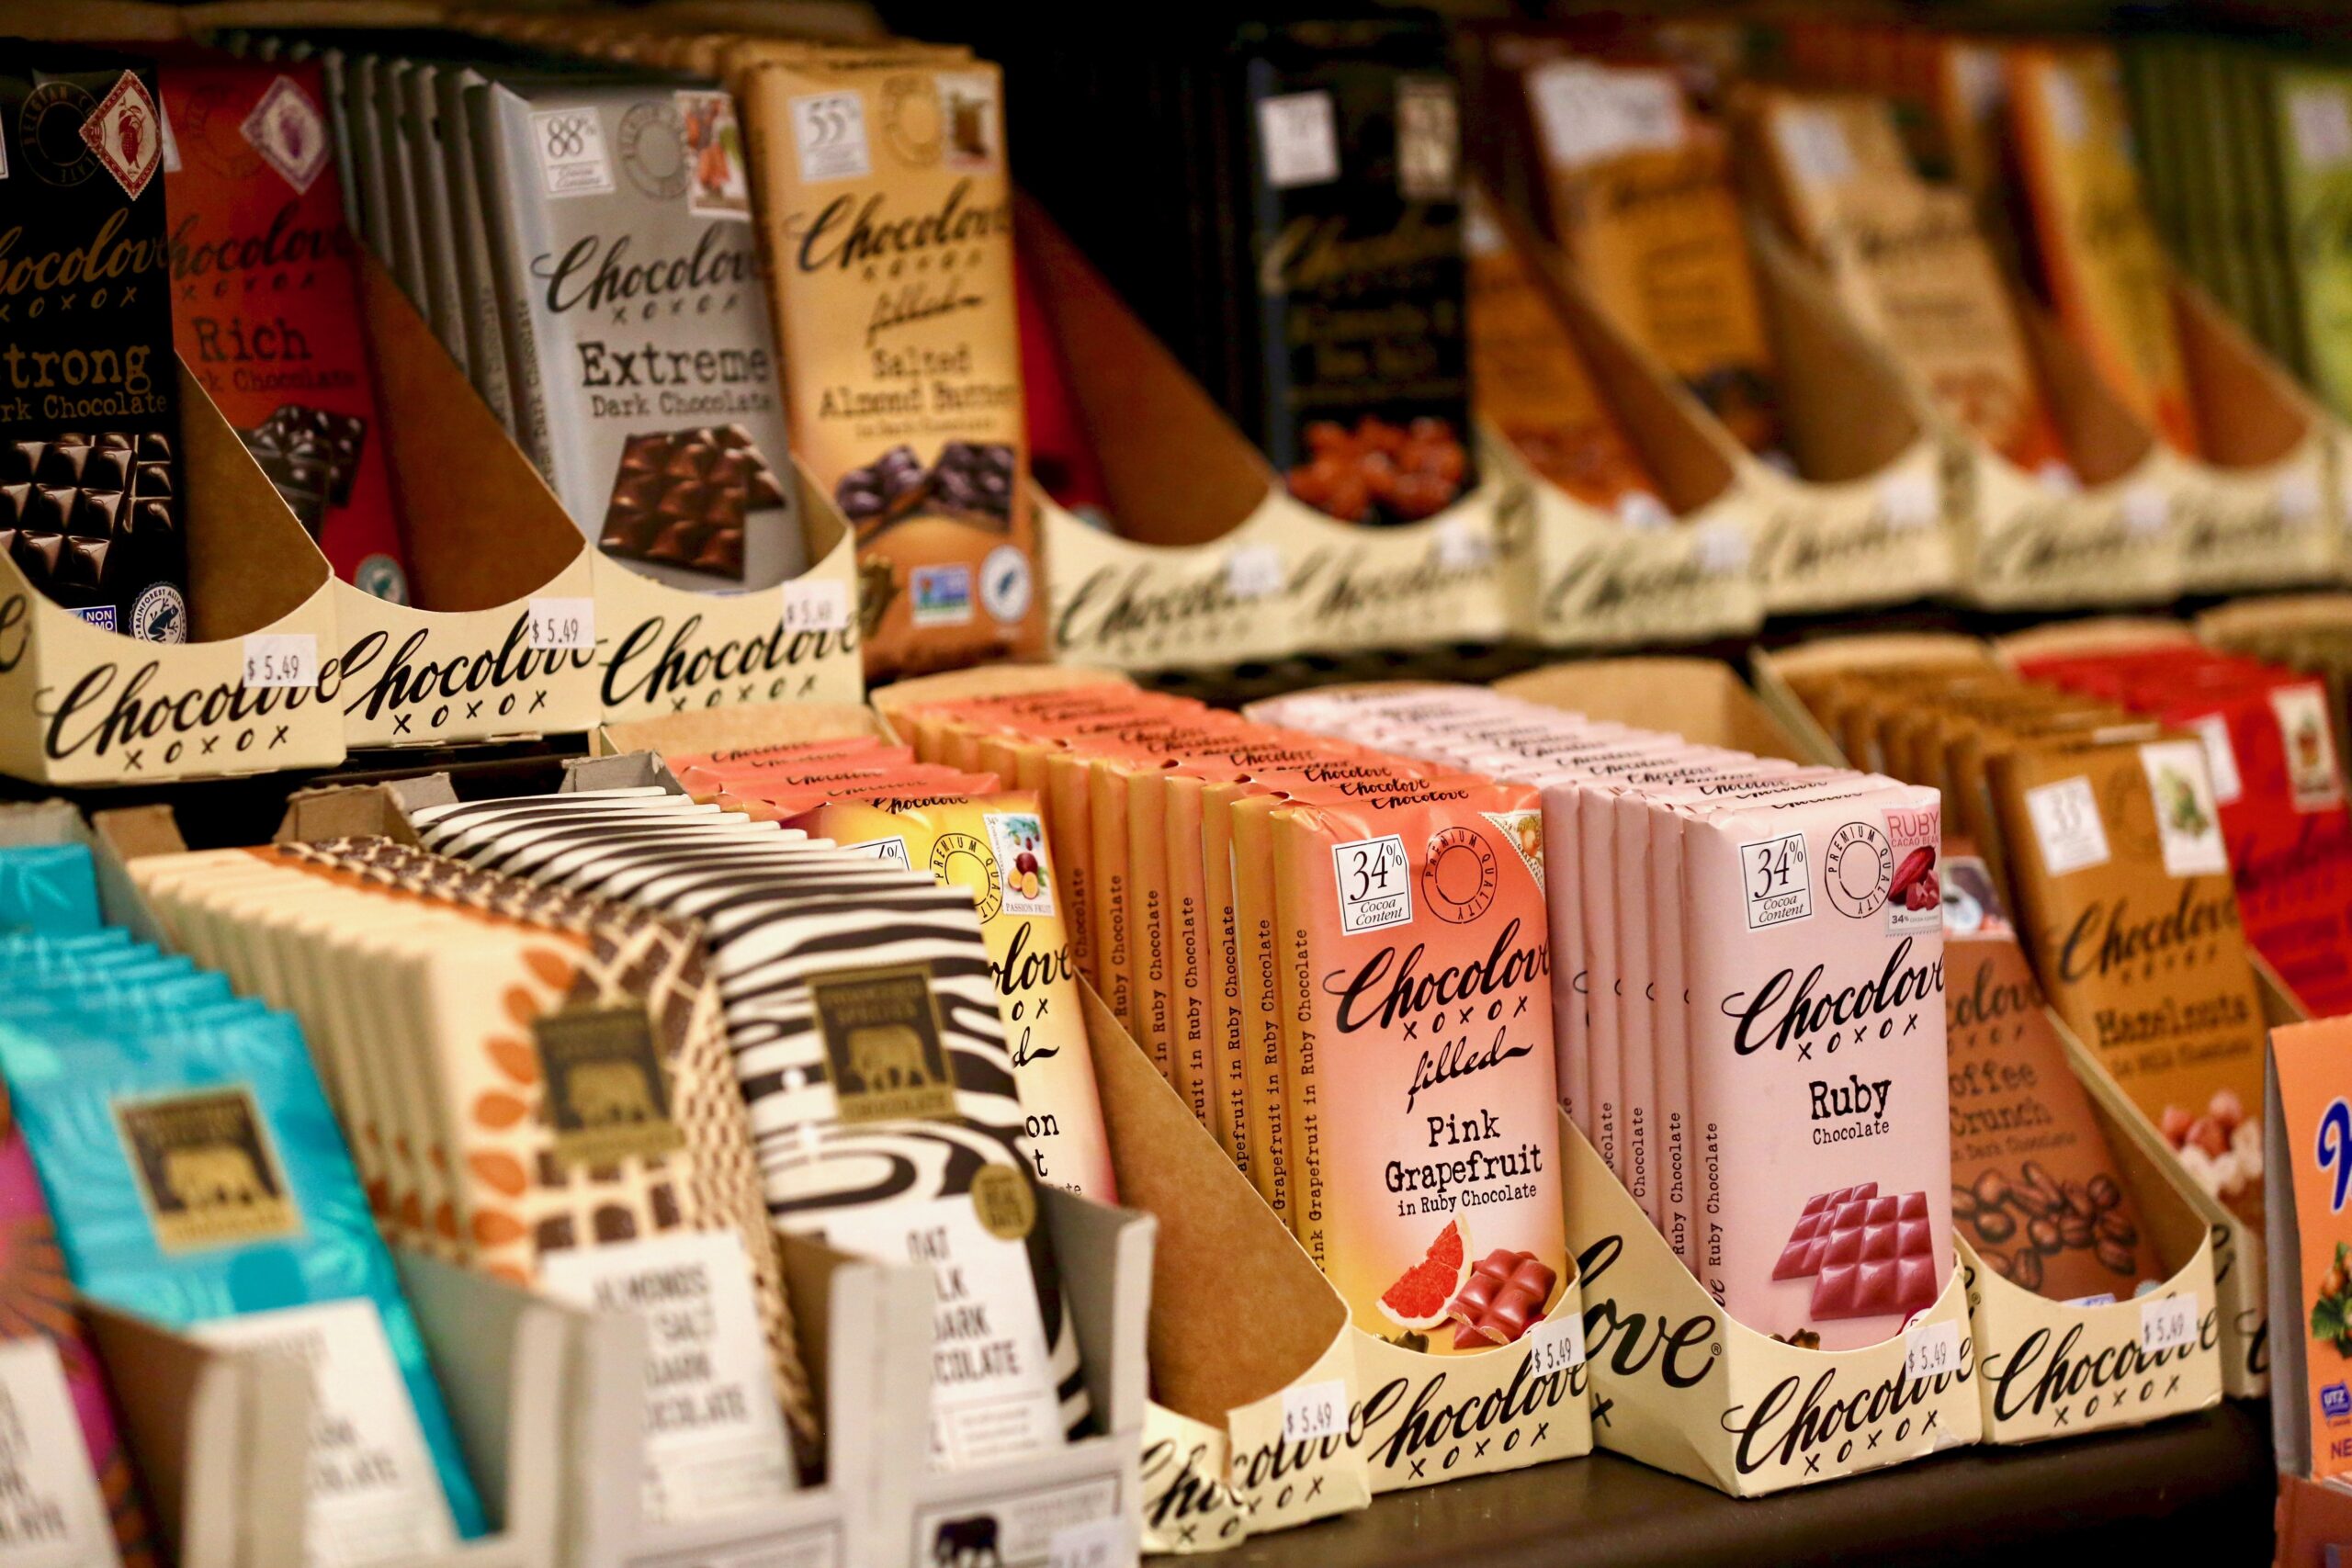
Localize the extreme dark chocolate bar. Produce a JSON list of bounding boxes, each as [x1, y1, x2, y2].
[[0, 433, 183, 639], [598, 425, 786, 582], [1, 45, 187, 639]]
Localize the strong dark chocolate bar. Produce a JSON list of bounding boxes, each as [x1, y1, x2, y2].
[[599, 425, 786, 583], [1, 45, 188, 639], [0, 433, 183, 639]]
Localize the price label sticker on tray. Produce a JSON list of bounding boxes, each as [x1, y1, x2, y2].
[[2121, 485, 2170, 538], [1281, 1379, 1347, 1444], [1046, 1516, 1133, 1568], [526, 597, 594, 651], [1257, 91, 1340, 189], [1876, 468, 1939, 531], [1904, 1318, 1962, 1382], [782, 579, 852, 635], [1524, 1312, 1587, 1379], [2141, 1294, 2199, 1355], [243, 632, 318, 690], [1226, 545, 1283, 603], [1434, 515, 1494, 570]]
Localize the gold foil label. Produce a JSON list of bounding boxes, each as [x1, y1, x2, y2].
[[116, 1087, 301, 1252], [808, 963, 958, 1124], [533, 1004, 685, 1168], [970, 1164, 1035, 1241]]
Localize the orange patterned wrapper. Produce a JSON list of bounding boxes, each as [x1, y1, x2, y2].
[[1271, 779, 1566, 1350]]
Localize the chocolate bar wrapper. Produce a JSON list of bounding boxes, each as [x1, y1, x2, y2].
[[473, 77, 807, 593], [1239, 17, 1479, 525], [0, 45, 188, 640], [1681, 782, 1952, 1348], [741, 55, 1040, 678], [162, 55, 412, 603]]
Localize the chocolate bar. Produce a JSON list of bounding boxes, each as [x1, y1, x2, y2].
[[1, 46, 188, 639], [471, 78, 807, 593], [1771, 1182, 1881, 1280], [599, 425, 786, 582], [1448, 1248, 1559, 1348], [1792, 1192, 1938, 1322], [0, 433, 183, 637]]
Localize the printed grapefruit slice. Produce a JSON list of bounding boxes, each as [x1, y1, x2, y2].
[[1376, 1213, 1472, 1330]]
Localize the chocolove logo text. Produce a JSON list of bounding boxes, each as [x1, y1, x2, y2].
[[1983, 1303, 2218, 1427], [600, 605, 855, 711]]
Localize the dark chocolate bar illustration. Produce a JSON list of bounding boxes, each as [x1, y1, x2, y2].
[[234, 404, 370, 541], [833, 440, 1015, 537], [0, 433, 181, 613], [599, 424, 786, 582]]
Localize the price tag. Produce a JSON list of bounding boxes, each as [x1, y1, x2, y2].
[[1904, 1318, 1961, 1382], [243, 632, 318, 690], [1281, 1379, 1347, 1444], [1523, 1312, 1587, 1378], [2121, 485, 2170, 537], [782, 579, 852, 635], [526, 596, 594, 651], [1226, 545, 1284, 603], [1434, 516, 1494, 570], [2140, 1293, 2199, 1355], [1693, 521, 1750, 574], [2291, 85, 2352, 169], [1257, 92, 1339, 189], [2278, 471, 2324, 524], [1877, 469, 1939, 531], [1615, 491, 1672, 531], [1045, 1515, 1132, 1568]]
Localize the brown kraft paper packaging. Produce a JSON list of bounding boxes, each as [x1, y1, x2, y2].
[[741, 52, 1044, 678]]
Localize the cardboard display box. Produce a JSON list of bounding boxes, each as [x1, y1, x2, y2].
[[0, 356, 347, 789], [1020, 201, 1512, 674], [1488, 222, 1764, 650]]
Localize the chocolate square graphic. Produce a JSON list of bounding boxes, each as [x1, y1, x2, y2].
[[598, 424, 786, 581]]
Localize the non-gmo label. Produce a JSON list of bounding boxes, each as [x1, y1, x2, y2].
[[2022, 776, 2109, 875], [2140, 1293, 2199, 1356], [1281, 1379, 1347, 1444], [1905, 1318, 1962, 1382], [1257, 92, 1340, 189], [243, 632, 319, 690], [1331, 835, 1412, 934], [530, 107, 615, 197], [526, 596, 594, 651], [1739, 830, 1812, 929], [787, 91, 869, 183]]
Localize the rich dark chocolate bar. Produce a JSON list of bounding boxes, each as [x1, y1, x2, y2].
[[0, 433, 182, 636], [598, 425, 785, 583], [264, 406, 368, 510]]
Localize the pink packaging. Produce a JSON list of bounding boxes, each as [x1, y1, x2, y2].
[[1679, 780, 1951, 1348]]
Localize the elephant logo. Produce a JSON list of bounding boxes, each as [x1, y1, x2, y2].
[[115, 1087, 300, 1251], [808, 963, 956, 1124], [535, 1005, 684, 1168], [931, 1514, 1002, 1568]]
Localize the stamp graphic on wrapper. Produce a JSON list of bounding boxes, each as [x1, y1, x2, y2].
[[2270, 683, 2346, 811], [930, 830, 1003, 922], [1482, 810, 1544, 889], [1421, 826, 1498, 925], [78, 70, 162, 198], [1822, 821, 1893, 920], [807, 963, 959, 1123], [1332, 834, 1412, 934], [1882, 806, 1941, 935], [676, 90, 751, 220], [2136, 740, 2229, 879], [934, 73, 1001, 174], [115, 1087, 301, 1252], [983, 811, 1056, 918], [1740, 830, 1811, 930], [239, 74, 328, 193]]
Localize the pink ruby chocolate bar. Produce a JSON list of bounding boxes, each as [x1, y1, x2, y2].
[[1772, 1182, 1880, 1280]]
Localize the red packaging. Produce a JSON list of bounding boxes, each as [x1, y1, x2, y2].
[[162, 54, 411, 600]]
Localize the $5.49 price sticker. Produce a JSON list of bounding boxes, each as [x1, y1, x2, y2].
[[1281, 1379, 1348, 1444], [1523, 1312, 1587, 1379], [1904, 1318, 1961, 1383], [526, 597, 594, 651], [242, 632, 318, 690], [2140, 1294, 2199, 1356]]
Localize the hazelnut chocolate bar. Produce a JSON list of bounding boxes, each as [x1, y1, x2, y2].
[[0, 432, 184, 638], [599, 425, 786, 583]]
